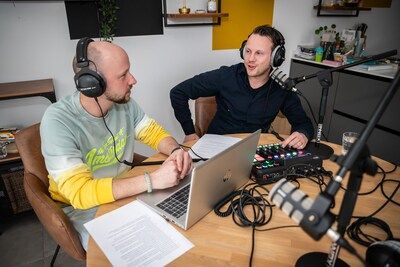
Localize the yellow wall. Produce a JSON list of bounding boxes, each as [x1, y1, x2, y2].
[[212, 0, 275, 50]]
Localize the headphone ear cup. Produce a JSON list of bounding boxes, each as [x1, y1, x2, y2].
[[74, 69, 106, 98], [239, 40, 247, 60], [271, 45, 286, 68], [366, 240, 400, 267]]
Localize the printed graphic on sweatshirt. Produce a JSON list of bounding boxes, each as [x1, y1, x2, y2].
[[85, 128, 129, 172]]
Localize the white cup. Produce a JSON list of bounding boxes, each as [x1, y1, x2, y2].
[[207, 0, 217, 12], [342, 132, 359, 155]]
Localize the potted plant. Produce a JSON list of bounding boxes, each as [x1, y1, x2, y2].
[[98, 0, 119, 42]]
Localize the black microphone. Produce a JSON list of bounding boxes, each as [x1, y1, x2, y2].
[[269, 178, 335, 240], [269, 178, 363, 262], [270, 68, 301, 93]]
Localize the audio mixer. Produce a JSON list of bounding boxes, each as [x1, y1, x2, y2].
[[252, 143, 322, 185]]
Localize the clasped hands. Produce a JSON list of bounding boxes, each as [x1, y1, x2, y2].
[[149, 148, 193, 190]]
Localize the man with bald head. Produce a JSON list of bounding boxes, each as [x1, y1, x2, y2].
[[40, 39, 192, 250]]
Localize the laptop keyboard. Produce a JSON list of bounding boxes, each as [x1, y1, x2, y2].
[[156, 185, 190, 218]]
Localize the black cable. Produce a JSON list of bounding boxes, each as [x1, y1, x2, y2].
[[380, 179, 400, 207], [377, 162, 398, 174], [214, 183, 276, 267], [179, 144, 208, 161], [346, 169, 400, 247], [255, 225, 299, 232], [93, 103, 208, 168], [347, 217, 395, 247], [249, 227, 255, 267], [297, 90, 329, 141], [94, 97, 132, 166], [94, 98, 164, 167], [338, 165, 385, 196], [269, 126, 285, 141], [283, 163, 386, 264]]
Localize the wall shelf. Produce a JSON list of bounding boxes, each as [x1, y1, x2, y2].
[[0, 79, 56, 103], [166, 12, 229, 19], [314, 0, 371, 17], [162, 0, 228, 27], [313, 5, 371, 11]]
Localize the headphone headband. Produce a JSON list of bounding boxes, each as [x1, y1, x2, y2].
[[76, 37, 94, 68], [74, 37, 106, 98], [239, 26, 286, 68]]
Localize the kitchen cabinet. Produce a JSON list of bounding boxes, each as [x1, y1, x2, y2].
[[290, 59, 399, 164]]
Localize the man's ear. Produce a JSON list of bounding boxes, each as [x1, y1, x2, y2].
[[72, 56, 81, 74]]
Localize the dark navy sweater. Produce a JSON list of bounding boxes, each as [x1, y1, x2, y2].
[[170, 63, 314, 140]]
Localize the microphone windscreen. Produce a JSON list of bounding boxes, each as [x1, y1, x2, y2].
[[269, 178, 314, 224], [270, 68, 288, 89]]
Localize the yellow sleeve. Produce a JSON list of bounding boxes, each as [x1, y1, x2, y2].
[[135, 117, 171, 150], [51, 164, 115, 209]]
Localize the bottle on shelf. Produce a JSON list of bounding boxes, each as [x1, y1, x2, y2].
[[315, 47, 324, 62]]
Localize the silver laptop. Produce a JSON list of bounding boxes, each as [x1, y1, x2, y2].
[[137, 129, 261, 230]]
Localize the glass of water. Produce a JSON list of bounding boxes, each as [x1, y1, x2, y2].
[[342, 132, 359, 155]]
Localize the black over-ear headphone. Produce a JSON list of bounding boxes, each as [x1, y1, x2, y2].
[[74, 37, 106, 98], [239, 26, 286, 68], [366, 240, 400, 267]]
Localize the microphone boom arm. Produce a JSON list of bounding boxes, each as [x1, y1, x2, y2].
[[295, 49, 397, 160], [322, 67, 400, 266]]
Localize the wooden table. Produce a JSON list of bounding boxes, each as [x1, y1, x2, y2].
[[87, 134, 399, 267]]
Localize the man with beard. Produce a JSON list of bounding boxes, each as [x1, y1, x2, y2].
[[40, 39, 192, 250], [170, 25, 313, 150]]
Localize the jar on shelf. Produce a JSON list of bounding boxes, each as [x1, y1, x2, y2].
[[207, 0, 217, 13]]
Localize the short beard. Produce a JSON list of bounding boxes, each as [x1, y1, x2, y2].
[[104, 91, 130, 104]]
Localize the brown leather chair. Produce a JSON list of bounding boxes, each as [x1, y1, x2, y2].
[[194, 96, 291, 137], [15, 123, 86, 265], [15, 123, 148, 265], [194, 96, 218, 136], [271, 111, 291, 136]]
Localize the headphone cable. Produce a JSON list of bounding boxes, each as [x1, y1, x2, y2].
[[94, 98, 208, 167], [94, 97, 137, 167]]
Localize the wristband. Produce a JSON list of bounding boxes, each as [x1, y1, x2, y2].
[[170, 146, 182, 155], [144, 172, 152, 193]]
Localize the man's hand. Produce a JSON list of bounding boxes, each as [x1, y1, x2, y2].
[[151, 161, 182, 189], [167, 148, 192, 179], [184, 133, 200, 143], [151, 148, 192, 189], [281, 131, 308, 149]]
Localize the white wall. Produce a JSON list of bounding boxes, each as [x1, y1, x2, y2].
[[1, 0, 399, 156]]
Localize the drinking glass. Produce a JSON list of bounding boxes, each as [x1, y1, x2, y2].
[[342, 132, 359, 155]]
